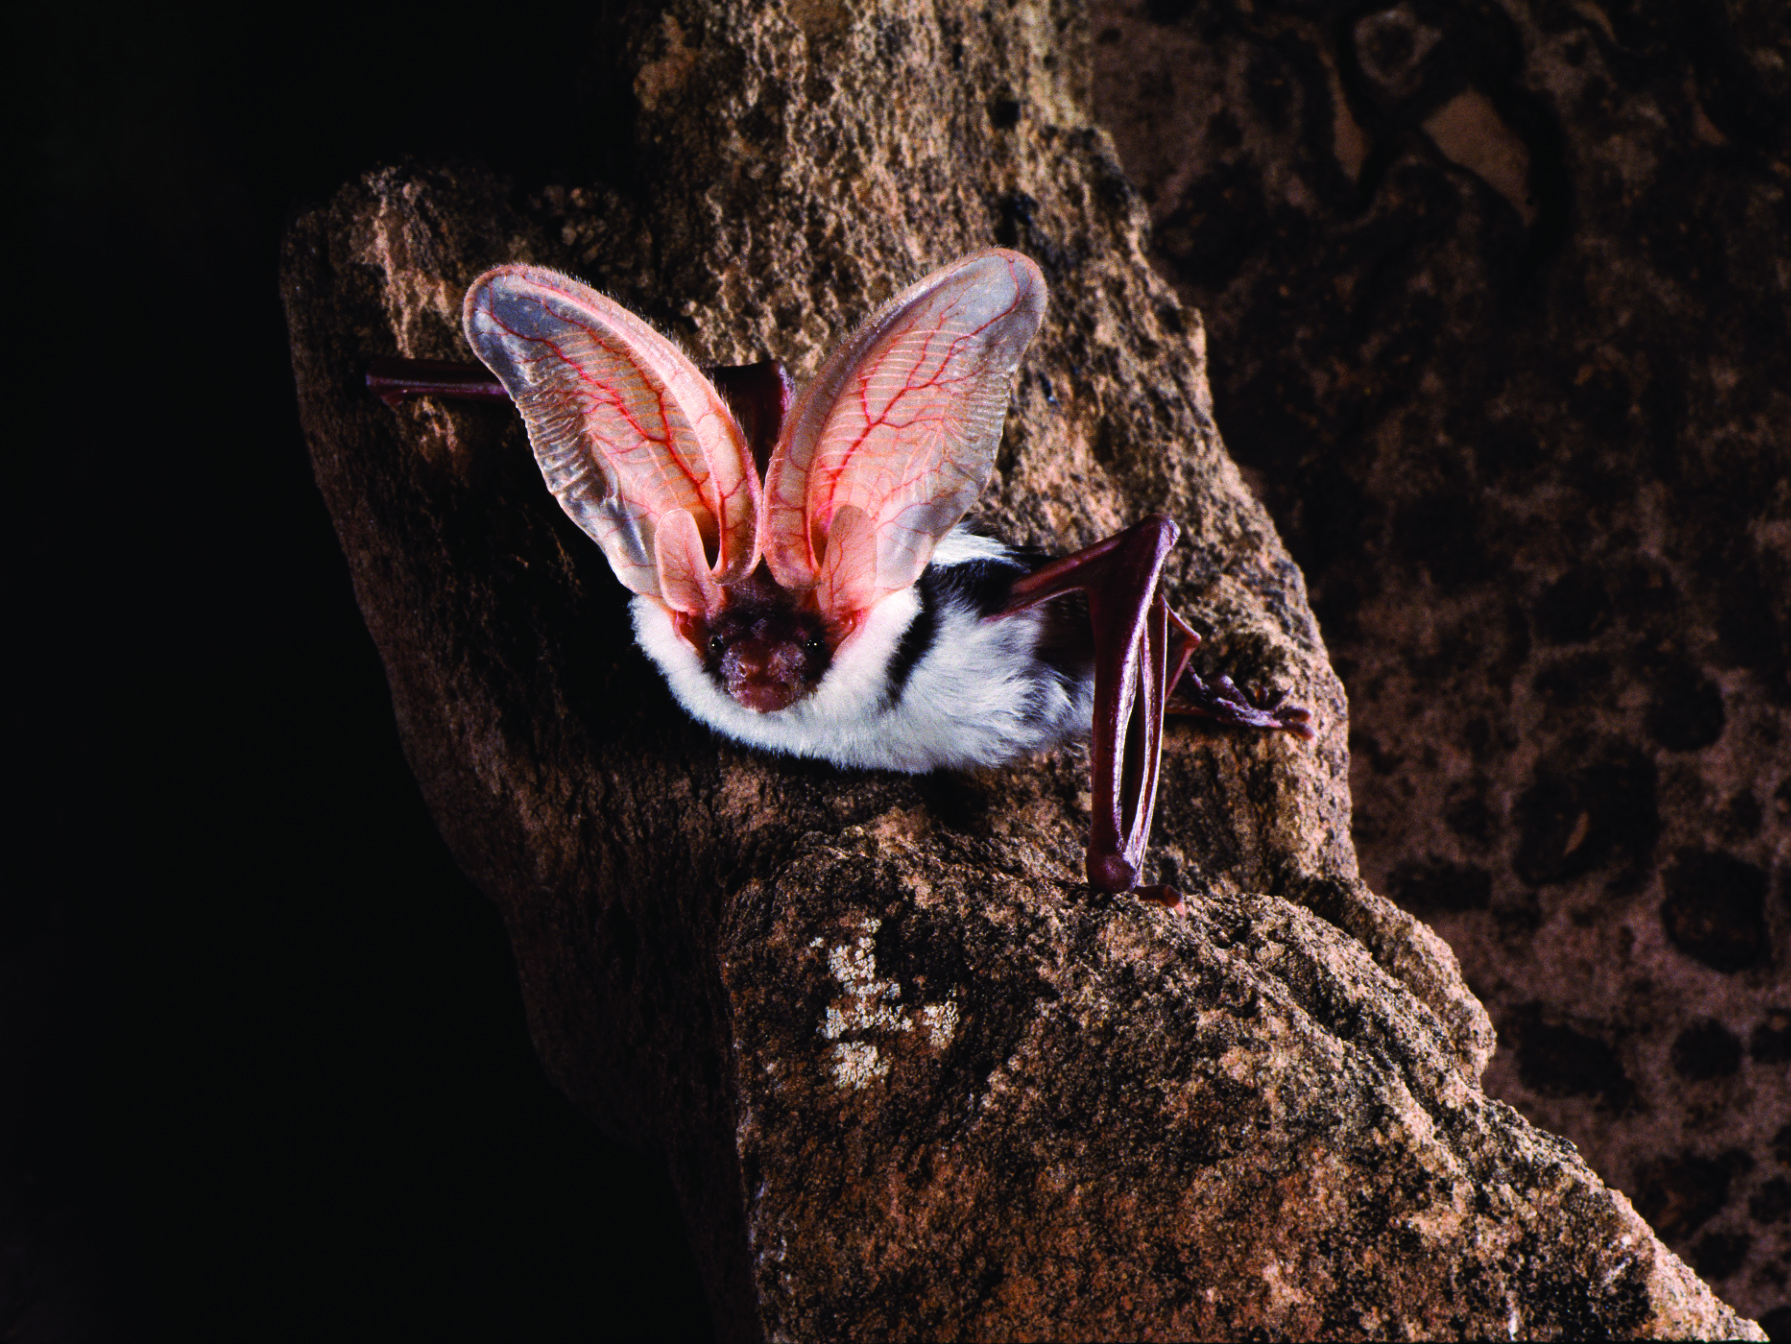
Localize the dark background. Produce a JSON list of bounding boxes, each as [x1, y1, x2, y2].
[[9, 8, 711, 1340]]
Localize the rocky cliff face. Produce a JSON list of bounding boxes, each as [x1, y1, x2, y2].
[[281, 0, 1769, 1336]]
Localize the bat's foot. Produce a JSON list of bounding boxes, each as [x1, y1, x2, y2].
[[1087, 851, 1140, 893], [1132, 883, 1188, 915], [1087, 854, 1187, 916], [1171, 669, 1316, 740]]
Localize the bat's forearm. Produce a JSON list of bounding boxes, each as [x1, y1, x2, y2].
[[365, 358, 507, 407]]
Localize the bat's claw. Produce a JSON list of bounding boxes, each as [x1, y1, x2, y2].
[[1172, 669, 1316, 740]]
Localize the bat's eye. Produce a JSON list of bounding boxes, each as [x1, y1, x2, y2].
[[804, 633, 825, 654], [708, 635, 727, 658]]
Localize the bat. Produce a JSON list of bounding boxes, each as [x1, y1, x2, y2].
[[373, 249, 1311, 900]]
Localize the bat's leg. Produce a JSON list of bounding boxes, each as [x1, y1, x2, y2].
[[1003, 515, 1183, 895]]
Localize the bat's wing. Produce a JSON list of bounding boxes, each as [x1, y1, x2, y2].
[[761, 249, 1047, 627], [463, 265, 758, 615]]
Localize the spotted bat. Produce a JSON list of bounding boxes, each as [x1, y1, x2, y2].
[[373, 249, 1311, 896]]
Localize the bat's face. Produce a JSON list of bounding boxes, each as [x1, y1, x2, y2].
[[674, 573, 834, 713]]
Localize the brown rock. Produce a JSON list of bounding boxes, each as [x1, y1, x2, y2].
[[281, 0, 1764, 1336], [727, 838, 1741, 1338], [1089, 0, 1789, 1327]]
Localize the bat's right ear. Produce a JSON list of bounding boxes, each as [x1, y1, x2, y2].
[[759, 249, 1046, 627], [463, 265, 760, 608]]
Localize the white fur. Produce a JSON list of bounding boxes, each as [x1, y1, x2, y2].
[[630, 532, 1092, 772], [927, 529, 1014, 566]]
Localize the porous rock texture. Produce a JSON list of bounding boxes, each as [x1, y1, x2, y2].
[[281, 0, 1764, 1338], [1088, 0, 1789, 1330]]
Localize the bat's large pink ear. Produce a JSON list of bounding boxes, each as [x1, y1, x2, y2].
[[463, 265, 760, 603], [760, 249, 1047, 625]]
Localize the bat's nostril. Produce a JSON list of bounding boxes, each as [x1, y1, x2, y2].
[[730, 677, 803, 714]]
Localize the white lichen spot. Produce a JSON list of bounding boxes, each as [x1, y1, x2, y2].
[[821, 927, 908, 1038], [818, 919, 909, 1089], [828, 1040, 889, 1088], [917, 998, 960, 1048], [816, 916, 958, 1090]]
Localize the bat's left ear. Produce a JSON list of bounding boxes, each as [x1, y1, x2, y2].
[[463, 265, 760, 604], [761, 249, 1047, 624]]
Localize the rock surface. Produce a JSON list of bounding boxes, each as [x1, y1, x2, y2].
[[1088, 0, 1789, 1329], [281, 0, 1764, 1337]]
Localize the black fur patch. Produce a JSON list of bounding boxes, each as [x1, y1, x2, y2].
[[886, 548, 1094, 719]]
